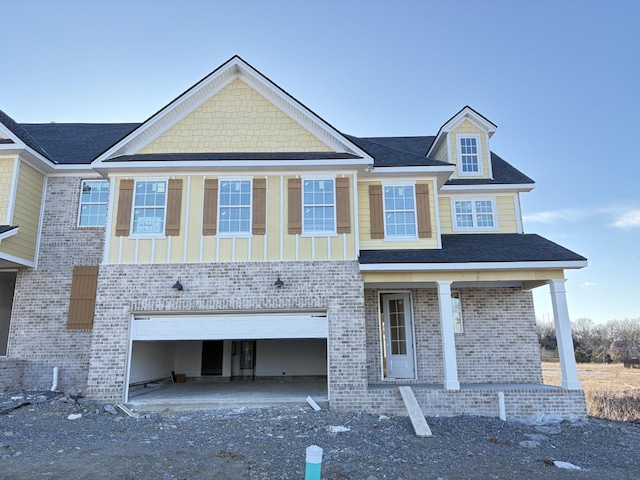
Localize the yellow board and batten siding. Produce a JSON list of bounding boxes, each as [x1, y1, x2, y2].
[[139, 79, 332, 154], [0, 161, 44, 263], [108, 175, 357, 264], [0, 158, 16, 223], [357, 180, 439, 250], [438, 195, 519, 235]]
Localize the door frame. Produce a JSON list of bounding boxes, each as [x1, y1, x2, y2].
[[377, 291, 417, 381]]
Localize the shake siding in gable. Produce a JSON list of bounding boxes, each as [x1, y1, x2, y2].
[[138, 79, 332, 154]]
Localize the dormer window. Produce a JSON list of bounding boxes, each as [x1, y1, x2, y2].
[[457, 134, 482, 176]]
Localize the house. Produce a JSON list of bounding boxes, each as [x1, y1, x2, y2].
[[0, 56, 587, 417]]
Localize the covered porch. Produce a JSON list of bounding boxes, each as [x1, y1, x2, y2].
[[359, 233, 588, 417]]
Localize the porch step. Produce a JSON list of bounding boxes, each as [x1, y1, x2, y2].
[[398, 386, 432, 437]]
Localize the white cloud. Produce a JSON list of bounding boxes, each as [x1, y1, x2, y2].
[[612, 210, 640, 229], [522, 209, 589, 224], [580, 282, 597, 288]]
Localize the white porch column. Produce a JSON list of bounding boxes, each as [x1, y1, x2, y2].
[[437, 281, 460, 390], [548, 279, 581, 390]]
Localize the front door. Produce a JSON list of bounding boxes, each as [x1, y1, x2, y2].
[[382, 293, 415, 379]]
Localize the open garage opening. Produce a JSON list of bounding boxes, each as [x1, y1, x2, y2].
[[125, 313, 329, 408]]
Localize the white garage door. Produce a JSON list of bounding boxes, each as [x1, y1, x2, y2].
[[131, 312, 327, 341]]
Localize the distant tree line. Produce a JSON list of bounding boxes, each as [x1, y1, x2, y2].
[[537, 317, 640, 363]]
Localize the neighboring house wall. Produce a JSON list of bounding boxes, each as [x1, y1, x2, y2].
[[364, 287, 542, 385], [0, 161, 45, 264], [7, 176, 105, 391], [0, 158, 15, 222], [139, 79, 332, 154], [86, 261, 365, 403]]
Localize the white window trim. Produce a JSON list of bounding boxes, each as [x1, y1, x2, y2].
[[77, 179, 109, 228], [301, 177, 337, 237], [452, 290, 463, 334], [216, 177, 253, 238], [456, 134, 483, 176], [382, 181, 418, 241], [129, 178, 168, 239], [450, 196, 498, 231]]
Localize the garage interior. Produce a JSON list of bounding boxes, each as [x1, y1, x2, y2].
[[125, 313, 329, 409]]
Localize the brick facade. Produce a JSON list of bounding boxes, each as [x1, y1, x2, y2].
[[365, 287, 542, 385], [3, 176, 586, 418], [7, 176, 104, 391], [86, 261, 366, 403]]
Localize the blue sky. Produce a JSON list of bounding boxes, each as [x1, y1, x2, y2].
[[2, 1, 638, 323]]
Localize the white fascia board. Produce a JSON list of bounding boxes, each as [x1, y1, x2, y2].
[[95, 158, 371, 174], [368, 166, 454, 174], [441, 183, 535, 193], [359, 260, 588, 272], [0, 227, 18, 241], [47, 164, 105, 177], [0, 250, 35, 268], [105, 168, 361, 179]]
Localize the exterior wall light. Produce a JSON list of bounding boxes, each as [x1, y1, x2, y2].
[[172, 278, 183, 291], [274, 277, 284, 288]]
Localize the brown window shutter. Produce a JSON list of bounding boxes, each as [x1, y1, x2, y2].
[[202, 178, 218, 236], [67, 266, 99, 330], [252, 178, 267, 235], [336, 177, 351, 234], [369, 184, 384, 239], [115, 179, 134, 236], [165, 179, 183, 236], [416, 183, 432, 238], [288, 178, 302, 234]]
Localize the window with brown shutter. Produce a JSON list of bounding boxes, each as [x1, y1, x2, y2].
[[202, 178, 218, 236], [165, 179, 182, 236], [416, 183, 432, 238], [369, 184, 384, 239], [115, 179, 134, 236], [288, 178, 302, 234], [252, 178, 266, 235], [67, 266, 99, 330], [336, 177, 351, 234]]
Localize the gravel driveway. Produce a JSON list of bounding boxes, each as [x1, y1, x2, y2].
[[1, 391, 638, 479]]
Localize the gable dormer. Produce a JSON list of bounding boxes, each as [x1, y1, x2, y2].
[[427, 106, 497, 180]]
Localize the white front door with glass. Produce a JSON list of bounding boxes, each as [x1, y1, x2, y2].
[[382, 293, 415, 379]]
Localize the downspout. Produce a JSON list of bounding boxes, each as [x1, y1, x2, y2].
[[51, 366, 59, 391]]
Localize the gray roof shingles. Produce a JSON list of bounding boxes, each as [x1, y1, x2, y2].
[[359, 234, 586, 265], [0, 225, 17, 235], [105, 152, 362, 162], [21, 123, 139, 164], [0, 110, 54, 161], [4, 118, 532, 187]]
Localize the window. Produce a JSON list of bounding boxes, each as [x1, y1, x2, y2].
[[383, 185, 417, 238], [452, 291, 463, 334], [452, 198, 497, 230], [457, 135, 482, 175], [78, 180, 108, 227], [131, 180, 167, 235], [303, 179, 335, 234], [218, 180, 251, 234]]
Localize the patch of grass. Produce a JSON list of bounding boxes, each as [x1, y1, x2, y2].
[[542, 361, 640, 421]]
